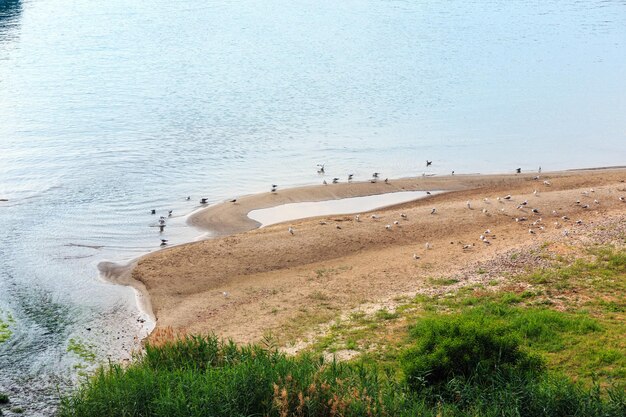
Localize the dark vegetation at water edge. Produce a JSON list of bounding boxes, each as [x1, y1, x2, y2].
[[58, 246, 625, 416]]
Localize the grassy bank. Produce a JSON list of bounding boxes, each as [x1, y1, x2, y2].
[[58, 246, 625, 416]]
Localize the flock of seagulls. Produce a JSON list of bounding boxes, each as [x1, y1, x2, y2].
[[151, 163, 624, 250], [283, 173, 624, 262]]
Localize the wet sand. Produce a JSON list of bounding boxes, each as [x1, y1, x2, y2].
[[125, 168, 626, 345]]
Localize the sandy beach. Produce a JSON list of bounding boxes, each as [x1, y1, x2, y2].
[[126, 168, 626, 347]]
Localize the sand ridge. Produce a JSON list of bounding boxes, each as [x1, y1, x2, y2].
[[131, 168, 626, 345]]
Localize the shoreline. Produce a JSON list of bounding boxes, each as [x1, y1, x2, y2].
[[100, 167, 626, 345]]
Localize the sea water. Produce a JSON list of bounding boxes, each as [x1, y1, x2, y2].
[[1, 0, 625, 413]]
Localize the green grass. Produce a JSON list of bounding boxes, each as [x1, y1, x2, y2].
[[59, 333, 625, 417], [59, 246, 626, 416]]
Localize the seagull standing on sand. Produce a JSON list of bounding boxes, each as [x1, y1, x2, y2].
[[385, 224, 392, 230], [466, 200, 472, 209], [413, 253, 420, 260], [431, 208, 437, 214], [355, 214, 361, 222], [425, 242, 431, 249], [288, 227, 294, 235]]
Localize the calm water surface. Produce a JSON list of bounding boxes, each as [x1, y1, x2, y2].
[[1, 0, 625, 413]]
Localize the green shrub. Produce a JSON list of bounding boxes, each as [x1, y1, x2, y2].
[[0, 392, 8, 404], [401, 313, 543, 391]]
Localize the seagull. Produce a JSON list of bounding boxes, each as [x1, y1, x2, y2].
[[288, 227, 294, 235], [483, 198, 489, 203], [160, 239, 168, 246], [222, 291, 229, 298], [538, 166, 542, 173], [581, 204, 589, 209], [466, 200, 472, 209], [620, 196, 625, 202], [533, 190, 538, 196], [332, 178, 339, 184], [425, 242, 431, 249], [168, 210, 173, 217], [543, 180, 551, 186], [480, 234, 485, 241], [430, 208, 437, 214], [552, 210, 558, 216], [485, 229, 491, 234], [159, 224, 165, 232], [590, 188, 595, 193], [393, 221, 400, 225], [230, 199, 237, 203], [385, 224, 392, 230], [504, 195, 512, 200], [413, 253, 420, 260], [529, 229, 535, 234], [200, 198, 208, 204], [317, 164, 325, 174], [563, 229, 569, 237], [400, 213, 407, 219], [516, 168, 521, 174], [426, 191, 431, 195], [532, 208, 539, 214], [562, 216, 570, 220], [158, 218, 166, 225], [482, 239, 491, 245], [575, 199, 580, 205], [186, 196, 191, 201], [372, 172, 380, 178], [515, 217, 527, 222], [355, 214, 361, 222], [594, 199, 599, 204], [319, 221, 327, 225], [271, 185, 278, 192], [348, 174, 354, 182], [336, 225, 342, 230], [384, 178, 389, 183], [451, 170, 455, 175], [463, 244, 474, 250], [521, 200, 528, 206], [150, 209, 156, 215], [426, 160, 432, 167], [576, 220, 583, 225], [371, 214, 379, 219]]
